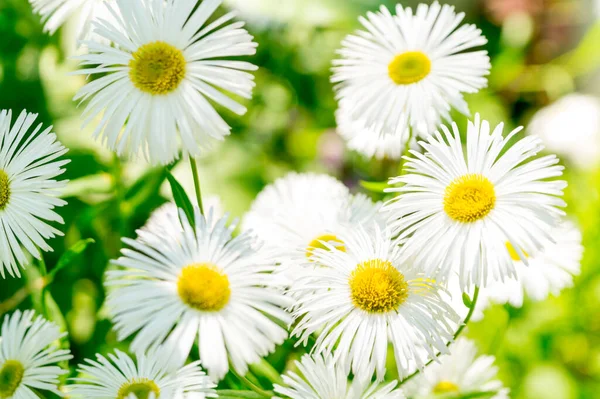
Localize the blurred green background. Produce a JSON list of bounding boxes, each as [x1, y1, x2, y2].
[[1, 0, 600, 398]]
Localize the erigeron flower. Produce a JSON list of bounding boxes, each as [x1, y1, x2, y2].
[[70, 348, 215, 399], [383, 114, 566, 289], [482, 221, 583, 308], [105, 206, 292, 380], [289, 225, 459, 380], [73, 0, 257, 165], [528, 94, 600, 169], [242, 172, 383, 283], [335, 105, 407, 160], [0, 110, 69, 278], [332, 2, 490, 136], [0, 310, 72, 399], [403, 338, 509, 398], [274, 354, 405, 399], [29, 0, 118, 43]]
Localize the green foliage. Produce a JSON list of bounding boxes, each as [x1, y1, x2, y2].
[[0, 0, 599, 398]]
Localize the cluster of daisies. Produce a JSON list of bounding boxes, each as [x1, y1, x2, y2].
[[0, 0, 583, 398]]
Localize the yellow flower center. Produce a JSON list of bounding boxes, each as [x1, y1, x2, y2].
[[177, 263, 231, 312], [117, 378, 160, 399], [506, 242, 529, 261], [129, 41, 186, 95], [433, 380, 460, 394], [0, 170, 10, 210], [0, 360, 24, 399], [306, 233, 346, 258], [349, 259, 409, 313], [388, 51, 431, 85], [444, 174, 496, 223]]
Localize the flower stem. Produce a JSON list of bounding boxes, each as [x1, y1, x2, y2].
[[190, 158, 204, 215], [230, 368, 273, 398], [398, 286, 480, 386]]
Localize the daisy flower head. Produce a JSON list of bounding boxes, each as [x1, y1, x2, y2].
[[73, 0, 258, 165], [0, 110, 69, 278], [332, 2, 490, 135], [383, 114, 567, 289], [289, 224, 459, 380], [335, 104, 407, 160], [70, 347, 216, 399], [242, 172, 383, 282], [403, 338, 509, 399], [29, 0, 118, 43], [0, 310, 72, 399], [483, 220, 583, 308], [274, 354, 406, 399], [105, 206, 292, 381]]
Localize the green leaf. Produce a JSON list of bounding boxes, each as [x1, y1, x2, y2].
[[216, 391, 265, 399], [359, 180, 389, 193], [166, 172, 196, 229], [462, 292, 473, 308], [49, 238, 95, 279]]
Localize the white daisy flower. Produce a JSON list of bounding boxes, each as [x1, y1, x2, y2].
[[289, 225, 459, 380], [528, 94, 600, 169], [404, 338, 509, 399], [29, 0, 118, 43], [0, 110, 69, 278], [332, 2, 490, 135], [274, 354, 406, 399], [242, 172, 383, 282], [70, 348, 216, 399], [383, 114, 566, 289], [482, 221, 583, 308], [73, 0, 258, 165], [335, 105, 407, 160], [0, 310, 72, 399], [105, 206, 292, 381]]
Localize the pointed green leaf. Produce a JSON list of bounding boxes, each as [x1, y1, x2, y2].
[[49, 238, 95, 279], [166, 172, 196, 230]]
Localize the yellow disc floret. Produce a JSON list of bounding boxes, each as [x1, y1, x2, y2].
[[117, 378, 160, 399], [506, 242, 529, 261], [349, 259, 409, 313], [444, 174, 496, 223], [306, 233, 346, 258], [129, 41, 186, 95], [433, 380, 460, 394], [388, 51, 431, 85], [0, 170, 10, 210], [178, 263, 231, 312], [0, 360, 24, 399]]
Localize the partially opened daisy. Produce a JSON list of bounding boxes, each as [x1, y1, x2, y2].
[[0, 110, 69, 278], [289, 224, 459, 380], [74, 0, 258, 165], [29, 0, 118, 42], [332, 2, 490, 135], [242, 173, 383, 282], [106, 206, 292, 380], [274, 354, 405, 399], [70, 348, 216, 399], [335, 105, 406, 160], [0, 310, 72, 399], [383, 114, 566, 289], [404, 338, 509, 398], [483, 220, 583, 308]]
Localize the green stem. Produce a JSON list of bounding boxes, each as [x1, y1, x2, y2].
[[399, 286, 480, 386], [38, 253, 49, 318], [190, 158, 204, 215], [230, 368, 273, 398]]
